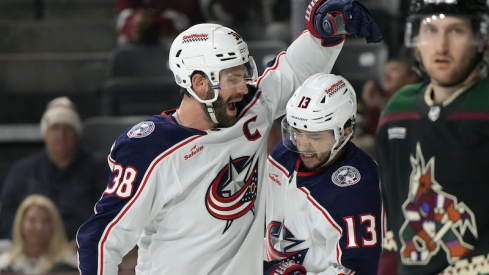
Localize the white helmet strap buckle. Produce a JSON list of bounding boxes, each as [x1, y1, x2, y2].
[[205, 102, 219, 124]]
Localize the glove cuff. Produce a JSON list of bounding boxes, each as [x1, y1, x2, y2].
[[321, 35, 345, 47], [305, 0, 326, 38]]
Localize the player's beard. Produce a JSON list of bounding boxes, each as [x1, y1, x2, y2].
[[420, 47, 481, 88], [437, 53, 480, 87], [301, 151, 331, 171], [213, 96, 238, 127], [201, 90, 238, 127]]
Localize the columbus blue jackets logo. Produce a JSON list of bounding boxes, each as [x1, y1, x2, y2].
[[400, 143, 477, 265], [331, 166, 361, 187], [205, 154, 259, 233], [127, 121, 155, 138], [265, 221, 308, 264]]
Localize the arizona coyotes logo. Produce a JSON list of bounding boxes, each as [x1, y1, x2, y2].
[[265, 221, 308, 264], [205, 154, 259, 233], [400, 143, 478, 265]]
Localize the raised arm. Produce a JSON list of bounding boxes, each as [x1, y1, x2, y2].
[[257, 0, 382, 120]]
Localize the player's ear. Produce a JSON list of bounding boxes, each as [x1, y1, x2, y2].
[[191, 73, 209, 97], [343, 126, 352, 138]]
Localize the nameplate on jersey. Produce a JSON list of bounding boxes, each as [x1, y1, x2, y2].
[[127, 121, 155, 138], [331, 166, 361, 187], [387, 127, 406, 140]]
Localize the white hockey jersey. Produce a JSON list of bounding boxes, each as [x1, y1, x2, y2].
[[264, 142, 384, 275], [76, 31, 343, 275]]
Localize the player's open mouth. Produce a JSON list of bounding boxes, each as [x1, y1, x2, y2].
[[227, 102, 237, 111], [301, 153, 315, 159]]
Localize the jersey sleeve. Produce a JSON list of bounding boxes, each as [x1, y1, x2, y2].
[[331, 184, 383, 275], [76, 120, 192, 275], [256, 31, 344, 121]]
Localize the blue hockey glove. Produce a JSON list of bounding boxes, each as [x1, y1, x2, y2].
[[305, 0, 382, 46], [265, 260, 306, 275]]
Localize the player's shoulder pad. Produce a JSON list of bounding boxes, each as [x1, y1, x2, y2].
[[330, 165, 362, 188], [112, 115, 206, 157], [460, 75, 489, 112], [381, 81, 425, 119], [331, 142, 378, 188], [126, 120, 156, 139]]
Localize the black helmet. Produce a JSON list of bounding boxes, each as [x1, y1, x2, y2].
[[405, 0, 489, 47], [409, 0, 489, 16]]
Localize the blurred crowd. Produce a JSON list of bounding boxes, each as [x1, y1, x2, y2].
[[115, 0, 292, 46]]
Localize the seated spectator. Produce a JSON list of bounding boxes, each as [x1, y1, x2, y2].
[[353, 57, 421, 159], [207, 0, 264, 40], [0, 195, 77, 274], [263, 0, 292, 44], [361, 57, 421, 134], [116, 0, 206, 45], [0, 97, 110, 250]]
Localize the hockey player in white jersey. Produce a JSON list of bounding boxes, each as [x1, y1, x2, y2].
[[264, 73, 384, 274], [76, 0, 383, 274]]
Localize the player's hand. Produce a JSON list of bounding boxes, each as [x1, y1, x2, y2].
[[305, 0, 382, 46], [264, 260, 306, 275]]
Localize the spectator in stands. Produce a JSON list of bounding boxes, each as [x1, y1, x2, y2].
[[0, 195, 77, 274], [116, 0, 206, 45], [361, 56, 421, 135], [262, 0, 291, 43], [0, 97, 109, 250], [290, 0, 308, 40], [352, 57, 421, 158], [207, 0, 264, 40]]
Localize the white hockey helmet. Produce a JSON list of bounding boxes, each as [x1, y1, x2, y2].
[[169, 23, 258, 104], [282, 73, 357, 164]]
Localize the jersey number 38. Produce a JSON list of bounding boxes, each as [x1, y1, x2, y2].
[[104, 164, 138, 199]]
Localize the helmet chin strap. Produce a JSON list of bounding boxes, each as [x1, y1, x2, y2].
[[205, 87, 221, 124], [205, 101, 219, 124], [187, 85, 220, 125], [320, 132, 353, 168]]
